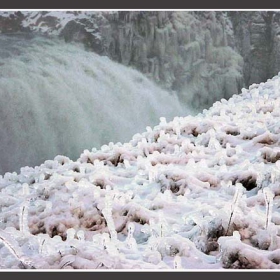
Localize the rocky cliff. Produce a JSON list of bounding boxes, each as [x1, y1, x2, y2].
[[228, 11, 280, 86], [0, 11, 280, 110]]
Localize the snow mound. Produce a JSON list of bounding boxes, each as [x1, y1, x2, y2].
[[1, 74, 280, 269]]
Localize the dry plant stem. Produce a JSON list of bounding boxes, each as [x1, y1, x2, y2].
[[225, 212, 234, 236], [0, 230, 35, 269], [226, 185, 242, 235]]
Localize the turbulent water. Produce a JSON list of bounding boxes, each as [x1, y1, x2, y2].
[[0, 35, 189, 175]]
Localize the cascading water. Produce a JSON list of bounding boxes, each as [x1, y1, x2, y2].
[[0, 34, 190, 175]]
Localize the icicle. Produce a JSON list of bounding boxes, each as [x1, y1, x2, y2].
[[256, 174, 264, 189], [38, 235, 47, 256], [149, 167, 158, 183], [102, 193, 118, 242], [126, 223, 138, 251], [158, 211, 168, 238], [226, 183, 243, 235], [127, 222, 134, 238], [102, 233, 119, 256], [263, 188, 274, 230], [0, 229, 35, 268], [149, 218, 157, 237], [19, 200, 30, 235]]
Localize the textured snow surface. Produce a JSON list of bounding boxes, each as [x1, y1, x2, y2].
[[1, 75, 280, 269]]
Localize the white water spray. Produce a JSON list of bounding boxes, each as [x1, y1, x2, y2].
[[0, 35, 188, 174]]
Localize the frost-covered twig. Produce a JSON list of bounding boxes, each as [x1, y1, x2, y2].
[[263, 188, 274, 230], [39, 238, 46, 255], [158, 211, 169, 238], [102, 191, 118, 242], [126, 223, 138, 251], [226, 184, 243, 235], [19, 200, 30, 234], [0, 229, 35, 269]]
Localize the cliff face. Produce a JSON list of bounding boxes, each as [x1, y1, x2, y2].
[[229, 11, 277, 86], [98, 11, 244, 110], [1, 11, 280, 109]]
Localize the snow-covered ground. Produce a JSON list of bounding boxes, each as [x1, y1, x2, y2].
[[1, 74, 280, 270]]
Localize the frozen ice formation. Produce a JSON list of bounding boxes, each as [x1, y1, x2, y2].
[[1, 74, 280, 269]]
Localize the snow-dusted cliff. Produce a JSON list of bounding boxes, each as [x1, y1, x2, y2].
[[1, 11, 280, 110], [0, 74, 280, 269], [229, 11, 280, 86], [0, 11, 241, 110]]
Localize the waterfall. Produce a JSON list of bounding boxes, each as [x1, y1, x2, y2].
[[0, 35, 190, 174]]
